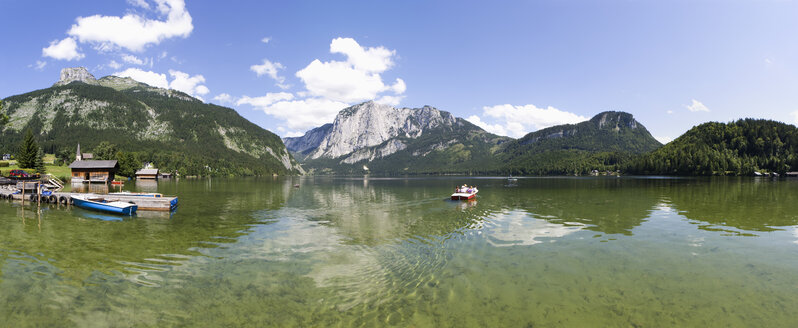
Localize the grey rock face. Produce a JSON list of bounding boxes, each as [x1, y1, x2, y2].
[[54, 67, 99, 86], [289, 101, 458, 162], [283, 123, 333, 154], [593, 111, 639, 130], [340, 139, 407, 164]]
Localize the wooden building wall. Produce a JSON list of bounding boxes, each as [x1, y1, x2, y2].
[[71, 168, 117, 182]]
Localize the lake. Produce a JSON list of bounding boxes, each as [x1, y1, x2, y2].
[[1, 176, 797, 327]]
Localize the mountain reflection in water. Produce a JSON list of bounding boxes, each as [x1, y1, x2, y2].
[[1, 176, 798, 326]]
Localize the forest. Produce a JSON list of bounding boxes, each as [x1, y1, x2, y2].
[[626, 119, 798, 175]]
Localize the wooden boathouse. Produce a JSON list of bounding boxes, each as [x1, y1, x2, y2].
[[135, 168, 160, 180], [69, 160, 119, 183]]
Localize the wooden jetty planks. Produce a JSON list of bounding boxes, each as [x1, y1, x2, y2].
[[1, 190, 177, 212]]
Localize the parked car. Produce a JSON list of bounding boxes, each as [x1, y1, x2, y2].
[[8, 169, 31, 178]]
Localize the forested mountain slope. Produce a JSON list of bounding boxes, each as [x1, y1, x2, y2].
[[1, 67, 302, 176], [627, 119, 798, 175]]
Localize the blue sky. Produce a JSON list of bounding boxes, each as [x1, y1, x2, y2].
[[2, 0, 798, 142]]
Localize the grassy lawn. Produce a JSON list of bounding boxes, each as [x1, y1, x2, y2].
[[1, 154, 69, 180], [1, 163, 71, 180]]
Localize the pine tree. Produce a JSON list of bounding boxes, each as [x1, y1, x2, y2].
[[34, 147, 46, 174], [17, 129, 39, 168]]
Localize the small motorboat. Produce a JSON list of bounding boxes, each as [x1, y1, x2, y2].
[[71, 195, 138, 215], [451, 185, 478, 200]]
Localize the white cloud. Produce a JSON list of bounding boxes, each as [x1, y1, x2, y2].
[[261, 37, 271, 44], [67, 0, 193, 52], [113, 67, 210, 99], [466, 115, 513, 137], [790, 110, 798, 126], [390, 78, 406, 94], [277, 127, 304, 138], [295, 37, 403, 103], [250, 59, 289, 89], [666, 110, 674, 114], [159, 51, 168, 59], [127, 0, 150, 9], [42, 38, 85, 61], [282, 130, 304, 138], [467, 104, 588, 138], [107, 60, 122, 70], [213, 93, 235, 104], [376, 95, 403, 106], [330, 37, 395, 73], [115, 68, 169, 88], [122, 54, 145, 65], [236, 92, 294, 108], [654, 136, 673, 144], [168, 69, 209, 97], [92, 42, 117, 53], [30, 60, 47, 71], [686, 99, 709, 112], [237, 37, 406, 132], [251, 59, 283, 78], [240, 97, 348, 130]]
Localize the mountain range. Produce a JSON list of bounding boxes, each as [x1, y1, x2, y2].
[[0, 67, 302, 176], [285, 102, 661, 175], [8, 67, 790, 177]]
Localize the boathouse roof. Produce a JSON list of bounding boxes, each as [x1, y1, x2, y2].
[[69, 160, 119, 169], [135, 169, 160, 175]]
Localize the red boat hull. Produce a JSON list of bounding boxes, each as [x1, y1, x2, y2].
[[451, 194, 476, 200]]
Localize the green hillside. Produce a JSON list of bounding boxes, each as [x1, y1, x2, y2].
[[627, 119, 798, 175], [500, 111, 662, 175], [1, 79, 301, 176]]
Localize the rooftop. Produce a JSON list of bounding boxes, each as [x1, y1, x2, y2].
[[69, 160, 118, 169], [136, 169, 160, 175]]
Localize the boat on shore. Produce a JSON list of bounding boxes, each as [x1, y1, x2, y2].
[[71, 195, 138, 215]]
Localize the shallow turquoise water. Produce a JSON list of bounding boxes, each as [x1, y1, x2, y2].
[[1, 176, 797, 326]]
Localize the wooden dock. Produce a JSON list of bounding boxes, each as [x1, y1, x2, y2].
[[0, 189, 177, 212]]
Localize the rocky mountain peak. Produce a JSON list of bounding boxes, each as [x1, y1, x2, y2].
[[286, 101, 460, 161], [339, 100, 389, 118], [590, 111, 639, 130], [54, 67, 99, 87]]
